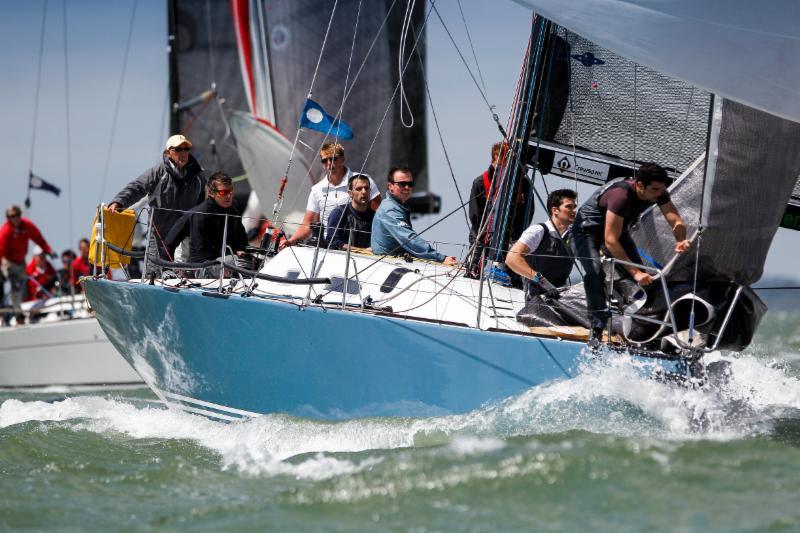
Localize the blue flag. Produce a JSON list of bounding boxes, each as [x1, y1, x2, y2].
[[299, 99, 353, 140], [29, 172, 61, 196]]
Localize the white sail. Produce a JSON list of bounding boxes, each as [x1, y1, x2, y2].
[[228, 111, 312, 225], [514, 0, 800, 122]]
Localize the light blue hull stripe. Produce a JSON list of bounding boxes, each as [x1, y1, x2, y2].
[[84, 279, 683, 419]]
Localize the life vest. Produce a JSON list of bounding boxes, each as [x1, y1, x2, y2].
[[523, 223, 574, 299], [573, 178, 634, 234]]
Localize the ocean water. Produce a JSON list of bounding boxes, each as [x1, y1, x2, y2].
[[2, 312, 800, 531]]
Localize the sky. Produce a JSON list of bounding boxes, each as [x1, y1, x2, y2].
[[0, 0, 798, 281]]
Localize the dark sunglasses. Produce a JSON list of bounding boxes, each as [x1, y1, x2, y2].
[[320, 156, 338, 165], [213, 188, 234, 197], [170, 146, 191, 153], [6, 214, 20, 220], [391, 180, 415, 188]]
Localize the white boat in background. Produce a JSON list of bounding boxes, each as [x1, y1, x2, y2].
[[0, 294, 142, 390]]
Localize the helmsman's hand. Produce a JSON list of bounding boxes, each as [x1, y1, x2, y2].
[[675, 239, 691, 253], [634, 270, 655, 286]]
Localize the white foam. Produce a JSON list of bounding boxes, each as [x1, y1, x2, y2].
[[447, 435, 505, 456], [1, 348, 798, 476]]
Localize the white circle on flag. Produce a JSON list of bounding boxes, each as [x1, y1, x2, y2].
[[31, 176, 42, 187], [306, 108, 324, 124]]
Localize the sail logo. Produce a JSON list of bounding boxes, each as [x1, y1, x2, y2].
[[571, 52, 605, 67], [555, 155, 609, 181], [271, 24, 289, 51]]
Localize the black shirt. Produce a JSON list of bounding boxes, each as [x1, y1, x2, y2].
[[164, 197, 249, 262], [326, 203, 375, 250]]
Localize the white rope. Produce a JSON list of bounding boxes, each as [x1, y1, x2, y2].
[[398, 0, 417, 128]]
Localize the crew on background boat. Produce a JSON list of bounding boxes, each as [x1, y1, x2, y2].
[[107, 134, 205, 262], [571, 163, 691, 342], [505, 189, 577, 301], [372, 166, 458, 265], [326, 174, 375, 251], [26, 249, 56, 301], [466, 141, 532, 284], [71, 238, 91, 288], [57, 249, 76, 294], [0, 205, 52, 325], [164, 171, 249, 276], [281, 142, 381, 249]]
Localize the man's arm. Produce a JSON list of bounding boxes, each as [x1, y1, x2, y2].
[[380, 213, 446, 262], [505, 241, 533, 279], [230, 217, 250, 253], [604, 211, 653, 285], [108, 165, 159, 212], [27, 221, 52, 255], [659, 201, 691, 253], [280, 210, 319, 249], [163, 212, 192, 259]]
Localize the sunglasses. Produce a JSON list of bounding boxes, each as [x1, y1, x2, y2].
[[320, 157, 338, 165], [214, 188, 234, 197], [391, 180, 415, 188], [170, 146, 191, 153], [6, 214, 20, 220]]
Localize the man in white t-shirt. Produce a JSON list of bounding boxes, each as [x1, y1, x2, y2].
[[505, 189, 577, 301], [281, 142, 381, 248]]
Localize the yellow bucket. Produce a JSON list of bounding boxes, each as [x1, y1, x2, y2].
[[88, 207, 136, 268]]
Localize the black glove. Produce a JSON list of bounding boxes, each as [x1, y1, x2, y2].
[[535, 274, 561, 299], [49, 252, 59, 260]]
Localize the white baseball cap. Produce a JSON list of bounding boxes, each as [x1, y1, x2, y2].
[[165, 134, 193, 150]]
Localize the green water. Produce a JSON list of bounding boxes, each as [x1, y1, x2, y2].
[[2, 312, 800, 531]]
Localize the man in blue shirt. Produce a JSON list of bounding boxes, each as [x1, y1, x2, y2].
[[371, 166, 457, 265]]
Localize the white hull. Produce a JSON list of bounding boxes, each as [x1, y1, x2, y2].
[[0, 296, 143, 389]]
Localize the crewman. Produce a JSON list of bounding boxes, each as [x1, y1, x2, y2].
[[571, 162, 690, 342], [505, 189, 577, 301]]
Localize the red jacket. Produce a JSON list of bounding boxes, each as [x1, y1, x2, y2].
[[72, 255, 91, 284], [26, 257, 57, 300], [0, 218, 52, 264]]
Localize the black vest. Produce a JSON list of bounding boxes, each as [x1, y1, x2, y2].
[[573, 178, 636, 234], [524, 223, 574, 298]]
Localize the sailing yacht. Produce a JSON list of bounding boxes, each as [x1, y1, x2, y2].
[[83, 1, 800, 420]]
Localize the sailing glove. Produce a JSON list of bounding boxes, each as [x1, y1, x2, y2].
[[534, 273, 560, 299]]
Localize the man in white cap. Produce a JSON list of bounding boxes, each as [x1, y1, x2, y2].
[[108, 134, 205, 262]]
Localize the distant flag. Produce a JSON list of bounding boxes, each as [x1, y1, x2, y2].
[[25, 172, 61, 208], [298, 98, 354, 140]]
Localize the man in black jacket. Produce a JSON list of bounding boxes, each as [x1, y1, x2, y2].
[[164, 172, 248, 270], [108, 134, 205, 261], [467, 141, 532, 282]]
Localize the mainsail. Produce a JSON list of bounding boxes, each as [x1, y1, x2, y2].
[[169, 0, 428, 224]]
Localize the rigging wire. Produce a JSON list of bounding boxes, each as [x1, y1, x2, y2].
[[455, 0, 487, 96], [412, 23, 470, 229], [307, 0, 364, 286], [27, 0, 48, 203], [62, 0, 74, 248], [98, 0, 139, 203], [430, 1, 506, 137], [280, 0, 339, 187]]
